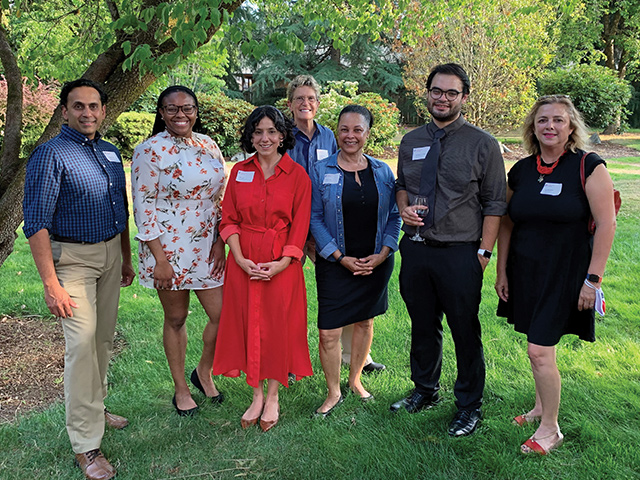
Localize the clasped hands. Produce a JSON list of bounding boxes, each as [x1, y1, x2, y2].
[[237, 257, 291, 281], [340, 253, 385, 276]]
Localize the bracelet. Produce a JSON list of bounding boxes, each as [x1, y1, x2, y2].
[[583, 279, 597, 290], [336, 253, 345, 263]]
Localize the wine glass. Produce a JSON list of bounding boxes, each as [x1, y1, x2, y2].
[[409, 196, 429, 242]]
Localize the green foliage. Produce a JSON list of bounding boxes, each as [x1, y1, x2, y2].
[[278, 81, 399, 157], [105, 112, 155, 161], [228, 7, 405, 106], [197, 92, 255, 157], [0, 78, 58, 157], [401, 0, 553, 132], [538, 64, 633, 130]]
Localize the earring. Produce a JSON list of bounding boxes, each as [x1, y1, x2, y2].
[[279, 141, 284, 147]]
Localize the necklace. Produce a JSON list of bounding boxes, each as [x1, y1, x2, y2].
[[337, 151, 366, 171], [536, 151, 565, 183]]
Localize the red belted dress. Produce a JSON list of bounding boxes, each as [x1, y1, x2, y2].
[[212, 153, 313, 387]]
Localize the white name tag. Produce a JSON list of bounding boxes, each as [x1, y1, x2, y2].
[[103, 151, 121, 163], [540, 182, 562, 196], [323, 173, 340, 185], [412, 146, 429, 161], [236, 170, 255, 183], [317, 149, 329, 160]]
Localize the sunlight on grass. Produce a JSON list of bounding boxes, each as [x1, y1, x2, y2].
[[1, 168, 639, 480]]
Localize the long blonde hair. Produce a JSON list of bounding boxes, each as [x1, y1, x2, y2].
[[522, 95, 589, 155]]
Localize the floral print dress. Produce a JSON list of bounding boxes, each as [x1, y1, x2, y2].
[[132, 130, 226, 290]]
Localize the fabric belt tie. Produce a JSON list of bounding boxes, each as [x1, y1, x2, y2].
[[241, 219, 288, 259], [418, 128, 445, 230]]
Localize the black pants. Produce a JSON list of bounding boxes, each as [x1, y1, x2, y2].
[[399, 236, 485, 410]]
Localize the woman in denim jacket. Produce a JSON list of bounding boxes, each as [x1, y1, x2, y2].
[[310, 105, 401, 416]]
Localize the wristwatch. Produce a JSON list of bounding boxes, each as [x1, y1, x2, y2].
[[477, 249, 492, 259], [586, 273, 602, 283]]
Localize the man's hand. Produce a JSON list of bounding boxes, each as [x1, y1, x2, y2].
[[121, 262, 136, 287], [401, 205, 425, 227], [477, 253, 490, 272], [44, 283, 78, 318]]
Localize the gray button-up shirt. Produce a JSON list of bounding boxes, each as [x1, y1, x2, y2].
[[396, 115, 507, 242]]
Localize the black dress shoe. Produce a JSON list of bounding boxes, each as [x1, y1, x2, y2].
[[190, 369, 224, 404], [362, 361, 386, 374], [390, 390, 439, 413], [172, 395, 199, 417], [448, 408, 482, 437]]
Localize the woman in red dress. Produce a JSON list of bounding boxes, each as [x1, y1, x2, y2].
[[212, 106, 312, 432]]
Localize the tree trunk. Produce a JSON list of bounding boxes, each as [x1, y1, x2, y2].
[[0, 0, 243, 268]]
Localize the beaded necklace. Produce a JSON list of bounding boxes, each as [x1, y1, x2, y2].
[[536, 150, 566, 183]]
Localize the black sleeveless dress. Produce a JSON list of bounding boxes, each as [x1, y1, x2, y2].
[[497, 150, 605, 346]]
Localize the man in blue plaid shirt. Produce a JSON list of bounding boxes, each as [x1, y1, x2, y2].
[[23, 79, 135, 480]]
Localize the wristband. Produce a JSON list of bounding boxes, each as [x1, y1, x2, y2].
[[477, 248, 492, 259], [586, 273, 602, 283], [336, 253, 345, 263]]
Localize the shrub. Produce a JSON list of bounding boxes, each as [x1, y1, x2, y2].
[[277, 80, 399, 157], [198, 92, 255, 157], [538, 65, 633, 131], [0, 77, 58, 158], [106, 112, 155, 160]]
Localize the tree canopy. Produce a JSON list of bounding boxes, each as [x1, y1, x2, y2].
[[0, 0, 405, 266]]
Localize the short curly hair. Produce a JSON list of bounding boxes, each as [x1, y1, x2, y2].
[[286, 75, 320, 103], [240, 106, 296, 154], [522, 95, 589, 156]]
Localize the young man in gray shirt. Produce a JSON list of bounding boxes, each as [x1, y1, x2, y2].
[[391, 63, 506, 436]]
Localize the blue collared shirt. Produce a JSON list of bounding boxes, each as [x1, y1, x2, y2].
[[310, 152, 401, 260], [287, 121, 337, 173], [23, 125, 128, 243]]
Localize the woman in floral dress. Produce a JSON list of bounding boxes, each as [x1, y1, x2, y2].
[[132, 86, 226, 416]]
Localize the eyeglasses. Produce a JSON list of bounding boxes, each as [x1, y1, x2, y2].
[[162, 104, 197, 115], [428, 88, 463, 101], [293, 95, 318, 104]]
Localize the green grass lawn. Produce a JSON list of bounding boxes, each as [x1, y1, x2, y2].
[[1, 164, 639, 479]]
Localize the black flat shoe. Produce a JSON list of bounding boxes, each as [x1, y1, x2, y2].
[[172, 394, 199, 417], [448, 408, 482, 437], [190, 369, 224, 404], [313, 395, 344, 418], [362, 361, 386, 374]]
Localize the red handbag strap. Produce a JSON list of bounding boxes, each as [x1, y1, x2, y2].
[[579, 151, 595, 192]]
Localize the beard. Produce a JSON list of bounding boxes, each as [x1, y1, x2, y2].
[[427, 99, 462, 123]]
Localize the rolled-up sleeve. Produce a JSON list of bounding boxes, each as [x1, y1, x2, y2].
[[309, 166, 340, 260], [479, 137, 507, 216], [382, 168, 401, 252], [282, 170, 311, 261], [131, 143, 163, 242], [23, 145, 60, 239]]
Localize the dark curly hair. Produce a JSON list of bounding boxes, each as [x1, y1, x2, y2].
[[426, 63, 471, 95], [152, 85, 204, 135], [240, 106, 296, 154]]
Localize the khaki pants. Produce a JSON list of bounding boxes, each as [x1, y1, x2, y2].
[[52, 236, 122, 454]]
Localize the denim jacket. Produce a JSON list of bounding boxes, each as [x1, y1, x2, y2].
[[310, 152, 401, 260]]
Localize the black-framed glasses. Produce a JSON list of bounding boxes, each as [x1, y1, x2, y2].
[[428, 88, 463, 101], [162, 104, 197, 115]]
